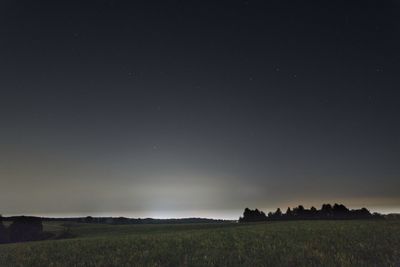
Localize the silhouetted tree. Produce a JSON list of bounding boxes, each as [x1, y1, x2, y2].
[[239, 208, 267, 222], [352, 207, 372, 219], [321, 204, 332, 210], [309, 206, 317, 217], [270, 208, 282, 219], [275, 208, 282, 216], [321, 204, 333, 217], [293, 205, 305, 218], [285, 207, 292, 218], [333, 203, 348, 212]]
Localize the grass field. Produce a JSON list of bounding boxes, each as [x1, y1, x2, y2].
[[0, 220, 399, 266]]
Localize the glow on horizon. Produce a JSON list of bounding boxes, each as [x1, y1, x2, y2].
[[4, 205, 400, 221]]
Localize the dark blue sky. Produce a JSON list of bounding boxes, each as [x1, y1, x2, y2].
[[1, 0, 399, 218]]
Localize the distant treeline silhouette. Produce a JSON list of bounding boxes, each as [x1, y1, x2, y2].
[[79, 217, 229, 224], [2, 216, 230, 226], [239, 204, 383, 222]]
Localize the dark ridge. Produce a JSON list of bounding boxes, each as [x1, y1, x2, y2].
[[2, 216, 233, 225]]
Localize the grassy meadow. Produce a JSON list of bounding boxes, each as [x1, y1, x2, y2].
[[0, 220, 399, 266]]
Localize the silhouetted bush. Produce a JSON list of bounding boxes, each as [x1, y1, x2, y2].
[[84, 216, 94, 223], [8, 216, 43, 243]]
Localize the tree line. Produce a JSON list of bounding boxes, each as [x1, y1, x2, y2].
[[239, 203, 383, 222]]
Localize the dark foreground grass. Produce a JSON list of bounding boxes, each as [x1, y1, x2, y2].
[[0, 220, 399, 266]]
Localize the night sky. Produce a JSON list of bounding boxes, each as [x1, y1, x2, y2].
[[1, 0, 399, 219]]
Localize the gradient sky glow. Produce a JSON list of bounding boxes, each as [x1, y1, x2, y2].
[[1, 0, 399, 219]]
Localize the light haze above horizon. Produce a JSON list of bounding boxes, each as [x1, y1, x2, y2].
[[1, 0, 399, 219]]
